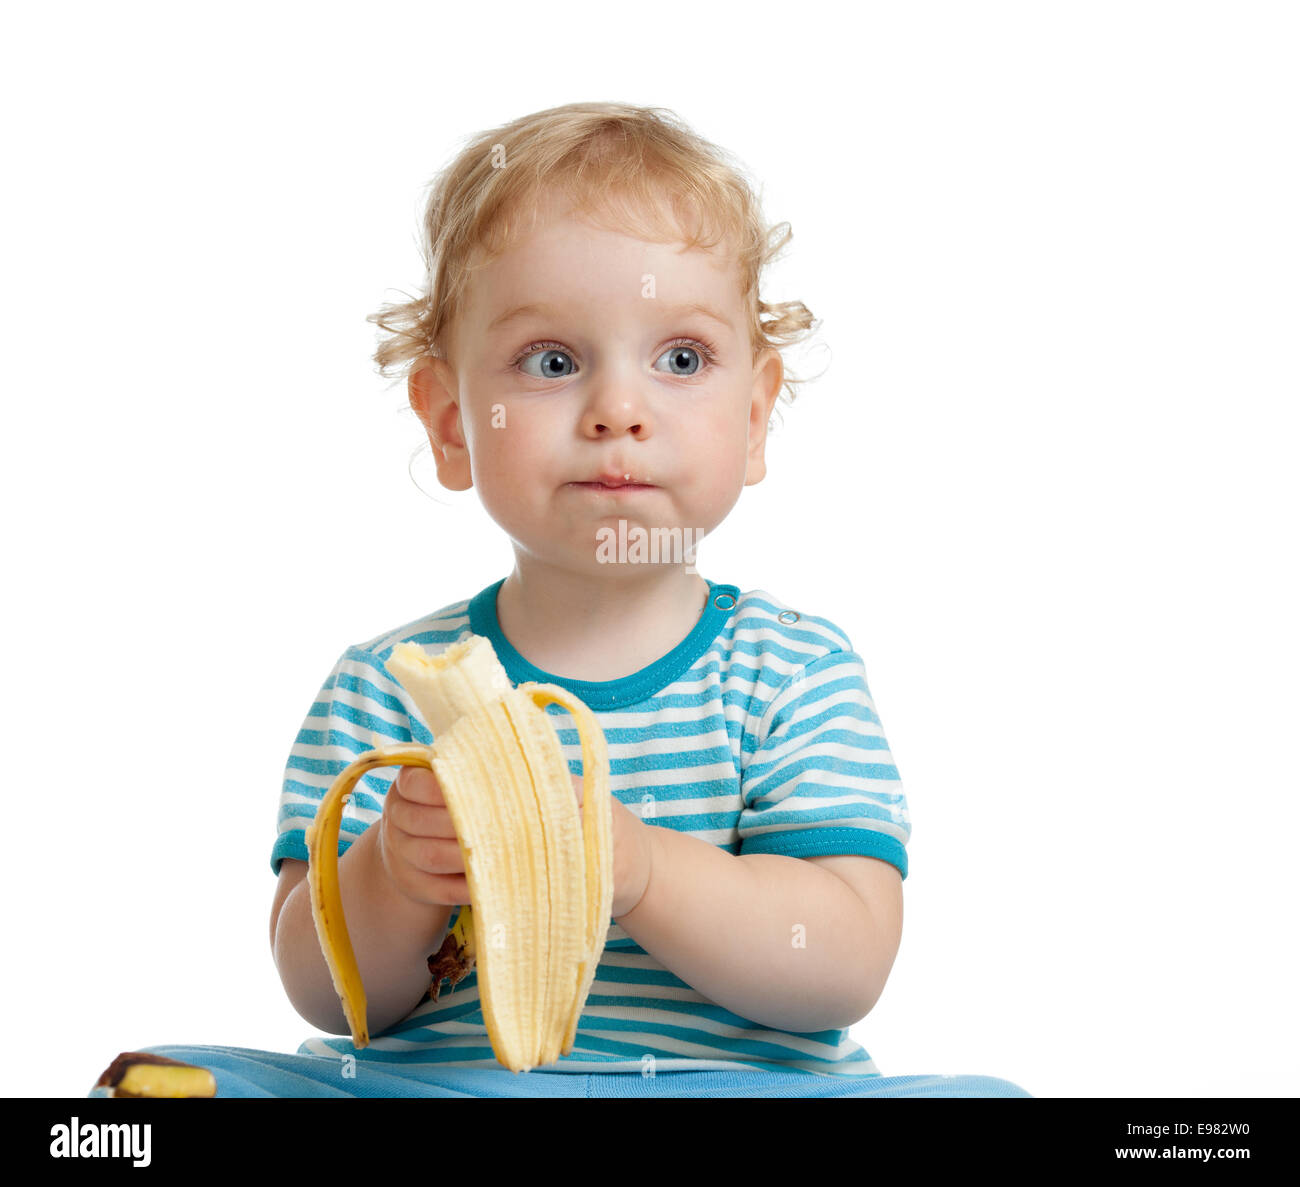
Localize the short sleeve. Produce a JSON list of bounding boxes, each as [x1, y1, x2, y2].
[[270, 644, 430, 876], [738, 649, 911, 879]]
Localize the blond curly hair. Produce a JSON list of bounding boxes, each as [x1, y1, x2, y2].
[[368, 101, 820, 411]]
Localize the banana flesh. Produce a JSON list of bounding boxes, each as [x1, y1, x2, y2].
[[94, 1052, 217, 1098], [304, 634, 613, 1072]]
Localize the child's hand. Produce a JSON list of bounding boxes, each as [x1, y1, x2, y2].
[[378, 766, 471, 908], [571, 772, 654, 921], [379, 766, 651, 917]]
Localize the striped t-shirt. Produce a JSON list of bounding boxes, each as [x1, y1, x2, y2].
[[272, 576, 911, 1076]]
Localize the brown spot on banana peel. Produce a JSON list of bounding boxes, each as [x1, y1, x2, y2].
[[427, 906, 477, 1001], [427, 930, 476, 1001]]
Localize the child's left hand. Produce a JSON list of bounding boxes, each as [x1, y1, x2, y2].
[[571, 773, 653, 921]]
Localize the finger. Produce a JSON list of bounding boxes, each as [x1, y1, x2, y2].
[[394, 764, 444, 806], [436, 874, 471, 903], [571, 771, 584, 807], [391, 826, 465, 876], [403, 870, 470, 905], [389, 796, 457, 841]]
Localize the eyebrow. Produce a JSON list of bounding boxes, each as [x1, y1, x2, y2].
[[486, 300, 734, 334]]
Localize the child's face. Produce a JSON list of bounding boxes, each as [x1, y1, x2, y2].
[[412, 190, 783, 578]]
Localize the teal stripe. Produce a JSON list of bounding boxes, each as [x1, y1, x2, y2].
[[583, 994, 840, 1044], [745, 752, 901, 799], [739, 827, 908, 878], [285, 734, 373, 769], [740, 800, 900, 829], [748, 769, 899, 806], [270, 831, 305, 873], [750, 726, 893, 754], [388, 1017, 851, 1064], [386, 997, 483, 1033], [299, 700, 414, 743], [314, 1040, 504, 1064], [333, 656, 413, 717], [577, 712, 732, 743], [722, 631, 851, 667], [550, 1027, 844, 1064], [743, 728, 894, 774], [601, 779, 740, 804], [372, 626, 468, 655], [592, 745, 740, 776], [731, 601, 852, 648], [270, 825, 366, 874], [774, 678, 883, 727], [278, 781, 388, 820]]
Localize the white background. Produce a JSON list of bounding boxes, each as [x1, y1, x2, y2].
[[3, 1, 1295, 1099]]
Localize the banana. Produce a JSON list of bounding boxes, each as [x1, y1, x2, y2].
[[303, 634, 613, 1073], [94, 1052, 217, 1098]]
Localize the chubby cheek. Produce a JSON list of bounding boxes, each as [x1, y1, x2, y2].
[[689, 455, 747, 534], [673, 406, 750, 512], [464, 402, 553, 523]]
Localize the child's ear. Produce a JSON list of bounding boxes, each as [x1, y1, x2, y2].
[[744, 348, 784, 486], [409, 358, 473, 491]]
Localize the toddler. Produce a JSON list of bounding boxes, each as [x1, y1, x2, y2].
[[92, 101, 1029, 1099]]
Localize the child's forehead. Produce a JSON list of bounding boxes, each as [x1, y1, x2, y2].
[[464, 235, 743, 334], [486, 221, 732, 277], [474, 214, 739, 305], [448, 184, 749, 341], [484, 182, 736, 267]]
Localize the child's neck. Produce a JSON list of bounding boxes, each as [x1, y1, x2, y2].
[[494, 565, 711, 683]]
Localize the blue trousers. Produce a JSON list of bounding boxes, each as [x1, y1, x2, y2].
[[86, 1044, 1032, 1098]]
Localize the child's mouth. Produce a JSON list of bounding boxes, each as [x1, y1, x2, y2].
[[567, 482, 657, 493]]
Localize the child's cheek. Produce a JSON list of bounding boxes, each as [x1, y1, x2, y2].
[[466, 401, 560, 522]]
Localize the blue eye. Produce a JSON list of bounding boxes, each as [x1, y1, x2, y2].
[[519, 347, 575, 378], [653, 344, 702, 376]]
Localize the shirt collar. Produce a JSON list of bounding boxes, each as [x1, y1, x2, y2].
[[467, 576, 740, 710]]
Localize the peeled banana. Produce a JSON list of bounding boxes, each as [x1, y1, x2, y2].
[[303, 634, 613, 1073]]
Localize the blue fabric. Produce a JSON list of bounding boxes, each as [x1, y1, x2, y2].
[[86, 1045, 1031, 1098]]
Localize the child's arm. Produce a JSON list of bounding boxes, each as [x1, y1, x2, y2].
[[615, 817, 903, 1033], [271, 823, 452, 1037]]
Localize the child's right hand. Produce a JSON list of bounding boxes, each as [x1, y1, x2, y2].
[[377, 765, 471, 908]]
